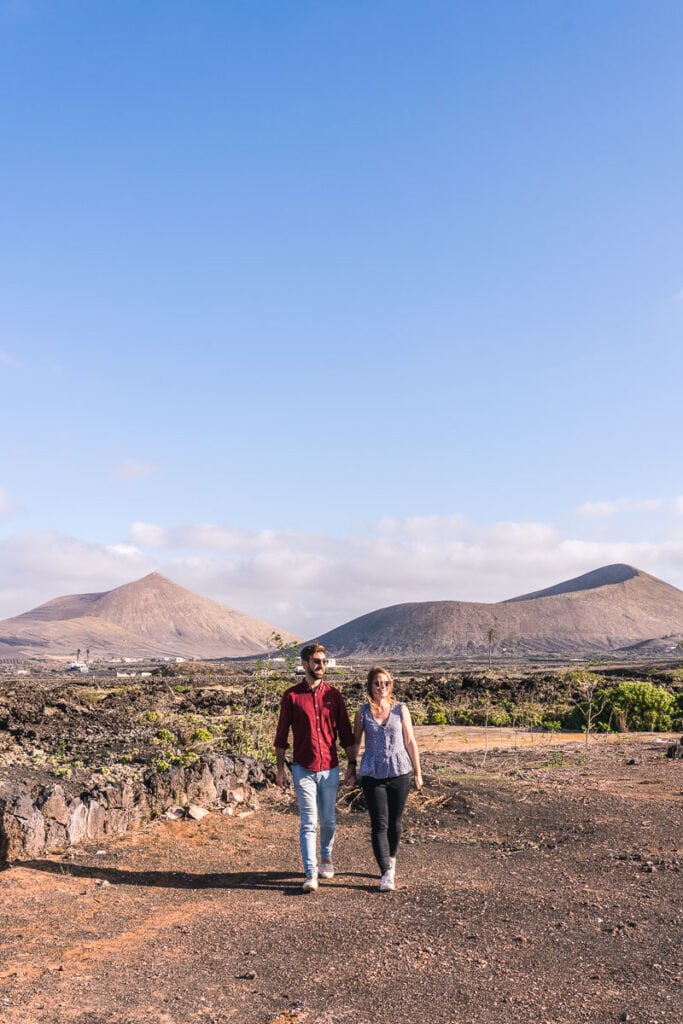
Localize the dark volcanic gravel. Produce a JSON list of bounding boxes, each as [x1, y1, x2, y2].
[[0, 739, 681, 1024]]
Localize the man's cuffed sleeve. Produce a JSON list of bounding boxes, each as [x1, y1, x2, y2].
[[335, 694, 354, 750]]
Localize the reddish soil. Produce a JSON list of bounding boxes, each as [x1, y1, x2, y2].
[[1, 734, 681, 1024]]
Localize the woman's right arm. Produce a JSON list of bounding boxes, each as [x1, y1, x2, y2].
[[345, 708, 364, 786], [353, 707, 364, 747]]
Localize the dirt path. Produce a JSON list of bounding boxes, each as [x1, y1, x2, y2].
[[413, 725, 678, 753], [1, 737, 681, 1024]]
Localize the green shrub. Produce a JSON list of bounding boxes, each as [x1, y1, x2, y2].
[[79, 689, 105, 705], [488, 707, 512, 727], [565, 680, 676, 733], [601, 681, 675, 732], [427, 699, 448, 725], [674, 692, 683, 729], [516, 701, 545, 729], [169, 750, 200, 767], [191, 727, 213, 743], [140, 710, 163, 724], [409, 703, 427, 725], [181, 712, 204, 726], [221, 711, 273, 760], [155, 728, 176, 744]]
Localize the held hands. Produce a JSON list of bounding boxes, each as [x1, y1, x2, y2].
[[344, 763, 357, 785], [275, 766, 289, 791]]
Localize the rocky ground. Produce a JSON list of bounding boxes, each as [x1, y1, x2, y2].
[[1, 734, 681, 1024]]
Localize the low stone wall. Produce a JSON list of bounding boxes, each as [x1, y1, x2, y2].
[[0, 753, 265, 863]]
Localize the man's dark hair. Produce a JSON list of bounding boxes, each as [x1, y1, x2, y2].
[[301, 642, 326, 662]]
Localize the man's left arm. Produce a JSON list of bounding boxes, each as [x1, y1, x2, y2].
[[336, 692, 358, 785]]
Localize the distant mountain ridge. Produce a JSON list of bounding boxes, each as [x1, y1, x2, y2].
[[503, 563, 639, 602], [314, 564, 683, 658], [2, 563, 682, 662], [0, 573, 300, 660]]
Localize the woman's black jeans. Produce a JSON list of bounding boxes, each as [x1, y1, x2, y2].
[[361, 772, 412, 874]]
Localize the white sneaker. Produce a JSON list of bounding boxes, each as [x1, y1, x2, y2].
[[319, 860, 334, 879], [379, 868, 395, 892], [302, 874, 319, 893]]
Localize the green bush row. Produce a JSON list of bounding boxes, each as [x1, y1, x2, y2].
[[568, 680, 682, 733], [406, 681, 682, 733]]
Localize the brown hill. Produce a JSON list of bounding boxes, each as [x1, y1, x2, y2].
[[0, 573, 300, 660], [314, 564, 683, 658]]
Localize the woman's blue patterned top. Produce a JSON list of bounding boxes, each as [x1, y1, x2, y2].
[[359, 701, 413, 779]]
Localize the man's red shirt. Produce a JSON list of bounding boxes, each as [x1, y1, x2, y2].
[[274, 679, 354, 771]]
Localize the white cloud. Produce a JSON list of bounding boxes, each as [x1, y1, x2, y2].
[[635, 499, 664, 512], [129, 521, 275, 551], [377, 515, 469, 539], [577, 497, 669, 519], [2, 517, 683, 635], [106, 544, 143, 558], [125, 515, 683, 635], [0, 351, 20, 368], [0, 531, 152, 620], [128, 522, 169, 548], [576, 500, 621, 518], [673, 496, 683, 516], [113, 459, 158, 481]]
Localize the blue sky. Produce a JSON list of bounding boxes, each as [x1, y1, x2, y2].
[[1, 0, 682, 634]]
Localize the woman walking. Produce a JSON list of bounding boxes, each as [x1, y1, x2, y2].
[[352, 666, 423, 891]]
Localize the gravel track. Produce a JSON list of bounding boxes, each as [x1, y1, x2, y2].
[[0, 737, 681, 1024]]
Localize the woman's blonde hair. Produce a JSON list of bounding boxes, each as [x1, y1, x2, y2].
[[366, 665, 395, 709]]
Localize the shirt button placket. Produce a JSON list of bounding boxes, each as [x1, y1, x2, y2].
[[314, 693, 322, 770]]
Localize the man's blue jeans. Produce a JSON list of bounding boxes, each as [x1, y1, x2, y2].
[[291, 763, 339, 877]]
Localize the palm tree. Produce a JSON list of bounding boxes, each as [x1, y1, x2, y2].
[[486, 628, 497, 668], [76, 647, 81, 664]]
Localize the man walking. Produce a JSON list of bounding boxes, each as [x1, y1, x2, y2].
[[274, 643, 357, 892]]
